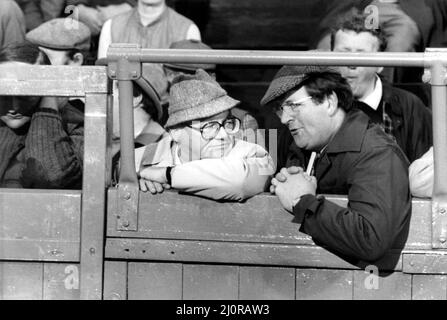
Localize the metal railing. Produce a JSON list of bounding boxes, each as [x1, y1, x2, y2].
[[107, 44, 447, 249]]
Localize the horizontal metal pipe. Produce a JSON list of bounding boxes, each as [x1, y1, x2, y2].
[[108, 48, 429, 67]]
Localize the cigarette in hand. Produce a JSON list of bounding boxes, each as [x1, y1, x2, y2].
[[306, 152, 317, 176]]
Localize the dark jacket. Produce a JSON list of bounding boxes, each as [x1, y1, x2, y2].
[[0, 101, 84, 189], [311, 0, 447, 49], [356, 81, 432, 163], [290, 109, 412, 263]]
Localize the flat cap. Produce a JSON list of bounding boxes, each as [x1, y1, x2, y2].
[[26, 18, 91, 51], [260, 65, 338, 106], [164, 39, 216, 72]]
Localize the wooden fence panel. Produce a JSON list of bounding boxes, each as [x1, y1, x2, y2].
[[296, 269, 353, 300], [183, 265, 239, 300], [412, 275, 447, 300], [103, 261, 128, 300], [353, 271, 412, 300], [239, 266, 295, 300], [43, 263, 80, 300], [0, 190, 81, 262], [128, 262, 182, 300], [0, 262, 43, 300]]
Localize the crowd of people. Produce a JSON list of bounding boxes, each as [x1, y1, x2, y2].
[[0, 0, 443, 263]]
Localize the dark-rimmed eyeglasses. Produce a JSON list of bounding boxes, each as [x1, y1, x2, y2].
[[187, 116, 241, 140]]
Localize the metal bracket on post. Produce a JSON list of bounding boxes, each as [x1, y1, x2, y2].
[[425, 49, 447, 248], [107, 44, 142, 231]]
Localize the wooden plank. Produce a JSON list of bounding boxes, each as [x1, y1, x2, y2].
[[0, 262, 43, 300], [79, 93, 109, 300], [353, 271, 412, 300], [103, 261, 127, 300], [403, 252, 447, 274], [0, 65, 108, 96], [412, 275, 447, 300], [183, 265, 238, 300], [296, 269, 353, 300], [239, 266, 295, 300], [105, 238, 402, 271], [0, 189, 81, 262], [127, 262, 182, 300], [43, 264, 80, 300], [107, 191, 431, 251]]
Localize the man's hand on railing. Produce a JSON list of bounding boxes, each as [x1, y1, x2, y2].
[[139, 166, 171, 194]]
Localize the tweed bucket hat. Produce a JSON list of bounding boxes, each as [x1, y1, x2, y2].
[[164, 39, 216, 72], [166, 69, 240, 128], [260, 65, 338, 106], [26, 18, 91, 51]]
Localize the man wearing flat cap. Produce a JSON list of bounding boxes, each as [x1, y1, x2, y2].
[[26, 18, 91, 66], [263, 65, 411, 263]]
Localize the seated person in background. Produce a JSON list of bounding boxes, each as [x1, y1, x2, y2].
[[97, 0, 200, 59], [409, 146, 433, 198], [0, 42, 84, 189], [163, 39, 261, 144], [0, 0, 26, 48], [110, 63, 168, 167], [262, 65, 411, 263], [26, 18, 91, 66], [15, 0, 65, 32], [135, 69, 275, 201], [65, 0, 136, 36], [331, 9, 432, 163]]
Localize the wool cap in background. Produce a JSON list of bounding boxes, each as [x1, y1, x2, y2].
[[260, 65, 339, 106], [164, 39, 216, 72], [26, 18, 91, 51], [166, 69, 239, 128]]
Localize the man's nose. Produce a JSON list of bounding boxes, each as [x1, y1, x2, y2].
[[214, 125, 229, 140], [280, 111, 293, 125]]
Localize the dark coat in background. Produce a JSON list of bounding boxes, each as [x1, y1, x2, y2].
[[356, 81, 432, 163], [281, 108, 411, 263], [311, 0, 447, 49]]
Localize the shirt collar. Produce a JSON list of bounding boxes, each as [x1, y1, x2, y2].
[[359, 75, 383, 111]]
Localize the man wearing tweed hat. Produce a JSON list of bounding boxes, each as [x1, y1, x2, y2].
[[134, 69, 275, 201], [263, 65, 411, 263]]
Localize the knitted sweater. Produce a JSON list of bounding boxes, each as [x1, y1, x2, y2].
[[0, 101, 84, 189]]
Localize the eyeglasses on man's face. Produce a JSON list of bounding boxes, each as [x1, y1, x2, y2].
[[188, 116, 241, 140], [275, 95, 313, 116]]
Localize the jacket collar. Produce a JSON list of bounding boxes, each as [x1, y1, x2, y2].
[[325, 107, 369, 154]]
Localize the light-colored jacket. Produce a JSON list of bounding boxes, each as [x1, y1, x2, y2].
[[135, 137, 275, 201], [409, 146, 433, 198]]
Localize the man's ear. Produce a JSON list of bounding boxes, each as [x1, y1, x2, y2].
[[327, 92, 339, 117], [69, 52, 84, 66]]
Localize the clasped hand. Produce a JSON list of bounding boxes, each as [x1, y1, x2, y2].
[[270, 166, 317, 212], [139, 166, 171, 194]]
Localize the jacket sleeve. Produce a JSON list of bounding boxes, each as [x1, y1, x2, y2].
[[171, 144, 275, 201], [408, 95, 433, 162], [22, 108, 84, 189], [293, 146, 411, 262], [409, 146, 433, 198]]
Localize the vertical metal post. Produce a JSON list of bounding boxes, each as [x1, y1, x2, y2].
[[430, 58, 447, 248], [80, 93, 108, 299]]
